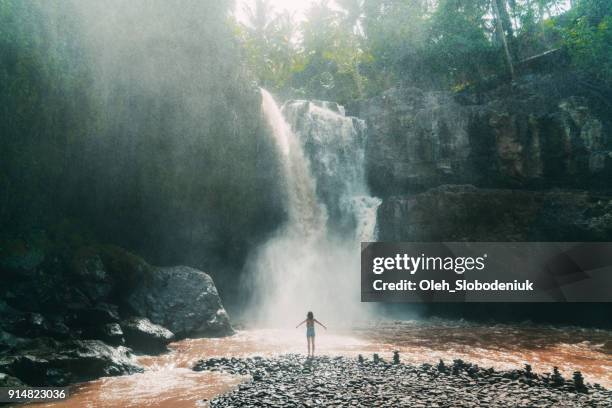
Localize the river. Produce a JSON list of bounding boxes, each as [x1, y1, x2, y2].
[[31, 320, 611, 407]]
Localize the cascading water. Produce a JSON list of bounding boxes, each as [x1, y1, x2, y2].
[[282, 99, 381, 242], [259, 90, 328, 239], [248, 89, 381, 325]]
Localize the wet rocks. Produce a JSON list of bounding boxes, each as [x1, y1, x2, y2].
[[82, 323, 125, 346], [120, 317, 174, 354], [11, 313, 71, 340], [393, 350, 400, 364], [70, 249, 114, 302], [67, 302, 120, 326], [0, 330, 26, 353], [0, 372, 25, 387], [0, 244, 233, 386], [127, 265, 233, 338], [100, 323, 125, 346], [0, 339, 142, 386], [573, 371, 587, 393], [193, 354, 612, 407]]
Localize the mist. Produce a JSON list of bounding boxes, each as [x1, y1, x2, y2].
[[20, 1, 383, 323], [9, 0, 284, 307], [240, 90, 381, 327]]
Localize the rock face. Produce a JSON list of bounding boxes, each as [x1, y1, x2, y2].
[[359, 73, 612, 246], [120, 317, 175, 354], [378, 185, 612, 242], [358, 73, 612, 324], [127, 266, 233, 338], [355, 74, 612, 196]]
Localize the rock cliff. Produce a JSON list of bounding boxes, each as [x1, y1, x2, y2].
[[352, 73, 612, 244], [355, 73, 611, 196], [378, 185, 612, 242], [356, 73, 612, 325]]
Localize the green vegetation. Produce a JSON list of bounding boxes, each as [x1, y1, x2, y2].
[[238, 0, 611, 102], [558, 0, 612, 86]]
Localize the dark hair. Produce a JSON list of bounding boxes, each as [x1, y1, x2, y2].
[[307, 311, 313, 320]]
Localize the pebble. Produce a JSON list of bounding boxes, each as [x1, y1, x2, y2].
[[192, 355, 612, 407]]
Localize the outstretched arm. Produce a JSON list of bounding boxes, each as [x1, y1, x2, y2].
[[314, 319, 327, 330], [296, 319, 306, 328]]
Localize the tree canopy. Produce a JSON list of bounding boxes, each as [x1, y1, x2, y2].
[[236, 0, 610, 102]]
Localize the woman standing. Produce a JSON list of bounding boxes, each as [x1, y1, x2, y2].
[[296, 311, 327, 357]]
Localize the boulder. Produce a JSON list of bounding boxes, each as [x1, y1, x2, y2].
[[127, 266, 233, 338], [0, 244, 233, 387], [70, 249, 114, 302], [67, 302, 120, 327], [0, 339, 142, 386], [120, 317, 174, 354], [0, 300, 72, 342], [82, 323, 125, 346], [0, 372, 25, 387], [11, 313, 71, 340], [101, 323, 125, 346], [0, 329, 26, 353]]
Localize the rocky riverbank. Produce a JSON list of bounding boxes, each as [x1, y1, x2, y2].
[[0, 244, 233, 387], [193, 354, 612, 407]]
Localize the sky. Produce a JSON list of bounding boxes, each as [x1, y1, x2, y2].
[[234, 0, 322, 24], [234, 0, 574, 27]]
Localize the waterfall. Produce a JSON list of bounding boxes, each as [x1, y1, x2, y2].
[[259, 90, 328, 239], [248, 89, 381, 325], [282, 99, 381, 242]]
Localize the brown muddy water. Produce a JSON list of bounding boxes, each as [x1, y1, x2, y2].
[[31, 320, 612, 408]]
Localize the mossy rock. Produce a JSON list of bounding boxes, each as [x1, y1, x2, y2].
[[94, 245, 153, 293]]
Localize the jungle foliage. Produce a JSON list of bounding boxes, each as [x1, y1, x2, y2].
[[237, 0, 611, 103]]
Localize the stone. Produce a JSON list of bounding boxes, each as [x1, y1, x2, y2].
[[193, 354, 611, 407], [0, 372, 25, 387], [0, 244, 234, 388], [10, 313, 71, 340], [70, 249, 114, 302], [120, 317, 174, 354], [0, 339, 142, 386], [0, 329, 26, 352], [127, 266, 233, 338], [82, 322, 125, 346], [67, 302, 120, 326]]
